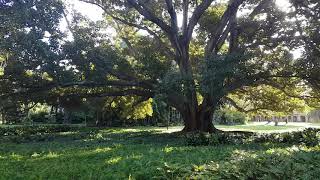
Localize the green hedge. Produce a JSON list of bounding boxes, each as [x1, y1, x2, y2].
[[186, 128, 320, 147], [213, 109, 249, 125]]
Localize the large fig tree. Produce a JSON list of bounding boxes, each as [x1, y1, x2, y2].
[[1, 0, 319, 132], [77, 0, 318, 132]]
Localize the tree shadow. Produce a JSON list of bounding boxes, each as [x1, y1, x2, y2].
[[1, 127, 317, 179]]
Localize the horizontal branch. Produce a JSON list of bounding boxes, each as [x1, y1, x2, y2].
[[80, 0, 176, 59], [0, 79, 155, 100], [262, 80, 319, 99], [65, 89, 154, 99], [223, 96, 268, 113]]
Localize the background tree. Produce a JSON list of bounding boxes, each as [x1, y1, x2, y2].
[[0, 0, 65, 122]]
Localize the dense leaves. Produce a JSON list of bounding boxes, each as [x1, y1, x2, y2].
[[186, 128, 320, 147]]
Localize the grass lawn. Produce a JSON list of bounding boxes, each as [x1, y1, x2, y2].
[[216, 122, 320, 133], [0, 125, 319, 179], [216, 123, 302, 132]]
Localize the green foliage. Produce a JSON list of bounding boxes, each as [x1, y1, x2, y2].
[[185, 128, 320, 147], [102, 96, 153, 121], [211, 146, 320, 180], [198, 4, 226, 34], [185, 131, 254, 146], [214, 108, 248, 125], [158, 70, 184, 96], [0, 67, 4, 76], [0, 126, 319, 179], [200, 54, 249, 98], [216, 124, 304, 132], [28, 111, 49, 123], [185, 132, 220, 146], [27, 104, 51, 123], [0, 125, 80, 137], [254, 128, 320, 147], [0, 125, 82, 143], [229, 84, 310, 116]]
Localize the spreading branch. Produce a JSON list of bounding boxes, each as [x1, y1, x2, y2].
[[186, 0, 214, 43], [206, 0, 245, 55], [223, 96, 267, 113], [126, 0, 172, 34], [80, 0, 175, 58]]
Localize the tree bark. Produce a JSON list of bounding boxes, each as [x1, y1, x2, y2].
[[174, 37, 220, 133], [181, 108, 217, 133], [63, 109, 72, 124]]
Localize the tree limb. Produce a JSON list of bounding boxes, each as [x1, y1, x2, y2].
[[223, 96, 267, 113], [206, 0, 245, 55], [126, 0, 172, 34], [182, 0, 189, 35], [186, 0, 214, 43], [82, 0, 176, 59]]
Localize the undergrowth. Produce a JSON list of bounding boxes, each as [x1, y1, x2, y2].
[[0, 126, 319, 179]]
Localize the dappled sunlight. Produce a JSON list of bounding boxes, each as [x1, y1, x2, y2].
[[106, 156, 122, 165], [162, 146, 174, 153], [43, 152, 60, 159], [9, 153, 23, 161], [230, 149, 257, 160], [0, 126, 319, 179], [215, 122, 316, 133], [94, 147, 112, 153], [58, 131, 79, 135], [30, 152, 60, 159], [188, 144, 320, 179]]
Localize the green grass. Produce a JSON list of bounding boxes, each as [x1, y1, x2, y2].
[[215, 122, 320, 132], [0, 126, 319, 179], [216, 124, 303, 132]]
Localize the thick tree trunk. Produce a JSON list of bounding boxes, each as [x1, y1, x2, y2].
[[181, 108, 218, 133], [95, 110, 103, 127], [63, 110, 71, 124], [174, 38, 221, 133]]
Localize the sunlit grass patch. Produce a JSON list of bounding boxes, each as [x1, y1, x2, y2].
[[106, 156, 122, 164], [216, 124, 305, 132]]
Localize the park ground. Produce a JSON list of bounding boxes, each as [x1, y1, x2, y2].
[[0, 122, 320, 179]]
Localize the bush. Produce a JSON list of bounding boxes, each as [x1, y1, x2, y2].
[[214, 146, 320, 179], [0, 125, 82, 143], [185, 128, 320, 147], [185, 132, 219, 146], [0, 125, 80, 136], [253, 128, 320, 147], [185, 131, 254, 146], [213, 109, 248, 125], [28, 111, 49, 123], [27, 104, 52, 123]]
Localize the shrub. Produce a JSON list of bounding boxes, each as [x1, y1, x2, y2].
[[185, 131, 254, 146], [185, 132, 219, 146], [0, 125, 82, 143], [28, 111, 49, 123], [214, 146, 320, 179], [253, 128, 320, 147], [185, 128, 320, 147], [213, 109, 248, 125]]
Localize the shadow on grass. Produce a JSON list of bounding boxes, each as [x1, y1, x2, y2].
[[1, 126, 318, 179], [190, 145, 320, 179]]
